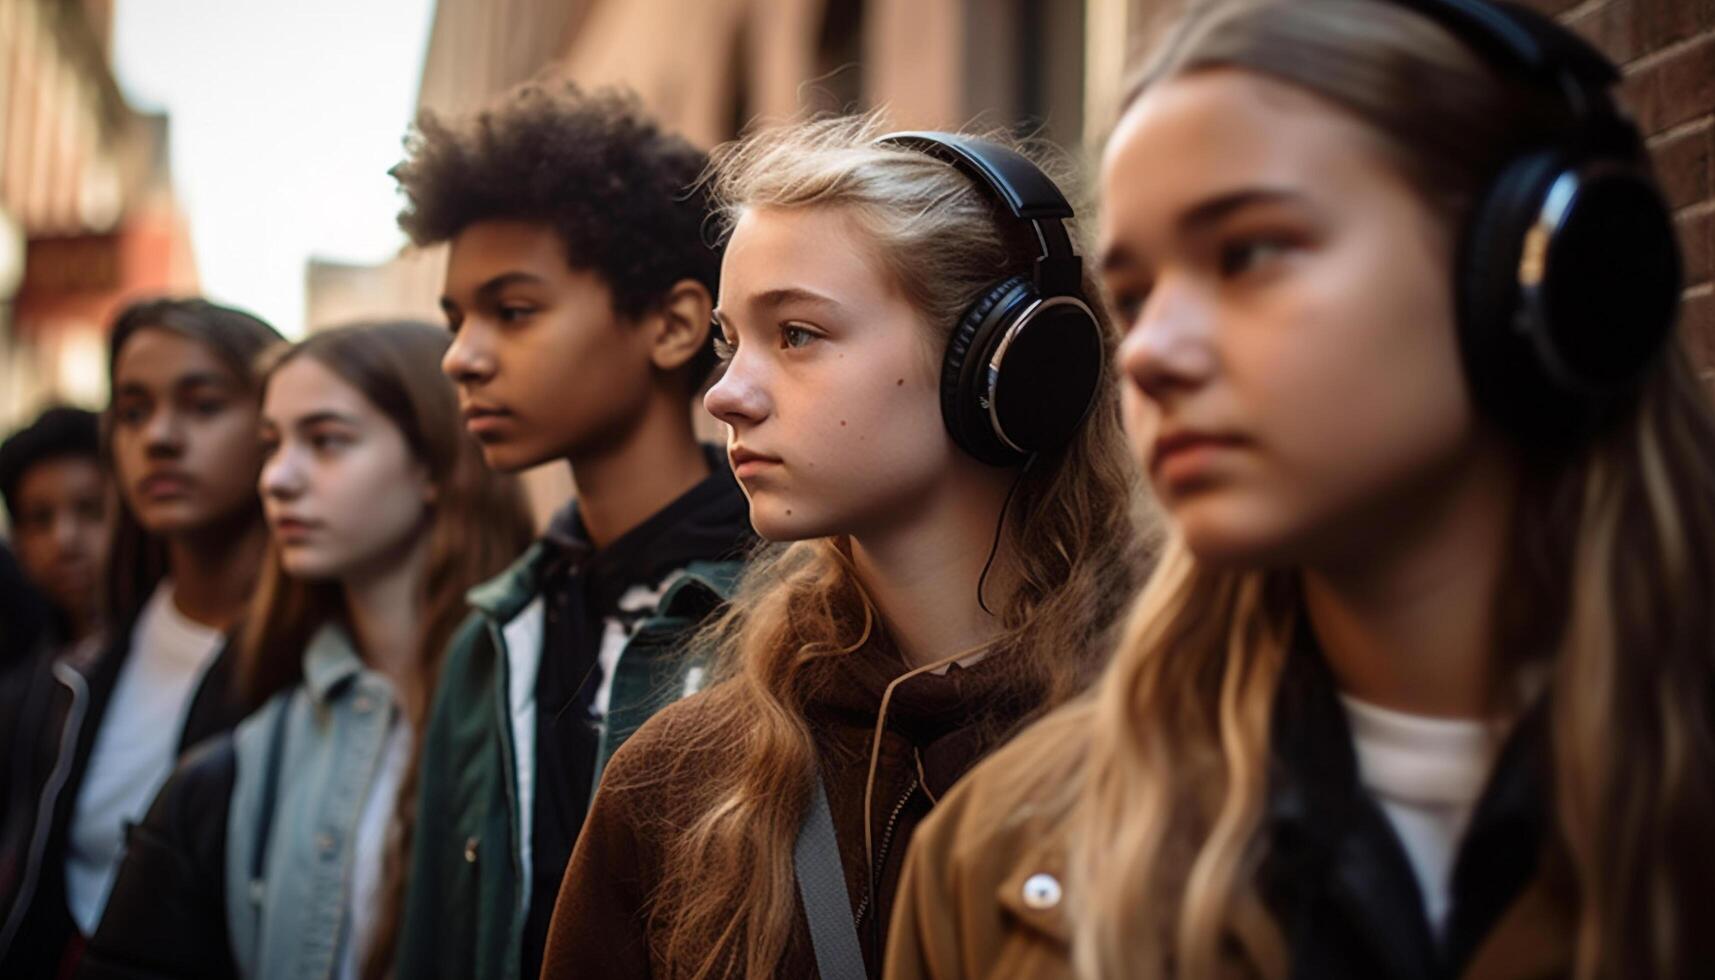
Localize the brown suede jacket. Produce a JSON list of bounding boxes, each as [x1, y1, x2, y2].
[[542, 634, 1040, 979], [886, 644, 1574, 980]]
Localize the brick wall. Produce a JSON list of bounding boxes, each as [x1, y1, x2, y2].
[[1522, 0, 1715, 383]]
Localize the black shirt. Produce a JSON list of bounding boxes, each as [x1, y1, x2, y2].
[[519, 447, 753, 980]]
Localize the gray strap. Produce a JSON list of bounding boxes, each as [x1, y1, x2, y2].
[[794, 772, 867, 980]]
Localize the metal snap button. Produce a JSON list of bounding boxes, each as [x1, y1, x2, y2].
[[316, 832, 336, 856], [464, 836, 479, 863], [1022, 873, 1062, 910], [353, 695, 374, 714]]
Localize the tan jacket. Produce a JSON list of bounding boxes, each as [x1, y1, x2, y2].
[[885, 701, 1574, 980]]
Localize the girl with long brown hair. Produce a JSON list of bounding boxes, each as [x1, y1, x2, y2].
[[541, 115, 1146, 979], [0, 298, 281, 978], [77, 321, 533, 980], [887, 1, 1713, 978]]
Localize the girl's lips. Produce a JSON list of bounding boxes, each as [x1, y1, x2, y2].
[[729, 447, 783, 479], [1150, 431, 1249, 488], [270, 515, 321, 542], [138, 473, 194, 499]]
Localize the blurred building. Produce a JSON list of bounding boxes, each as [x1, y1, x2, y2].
[[306, 0, 1111, 338], [0, 0, 198, 431], [303, 0, 1133, 521]]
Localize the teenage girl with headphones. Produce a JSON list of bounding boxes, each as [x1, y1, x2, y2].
[[539, 117, 1146, 978], [886, 1, 1713, 978]]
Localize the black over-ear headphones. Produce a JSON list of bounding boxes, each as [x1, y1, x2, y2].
[[1400, 0, 1682, 440], [875, 132, 1106, 466]]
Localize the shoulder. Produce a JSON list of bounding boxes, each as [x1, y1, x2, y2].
[[604, 682, 747, 773], [592, 681, 750, 815], [143, 730, 238, 845], [913, 697, 1094, 874], [433, 607, 502, 698]]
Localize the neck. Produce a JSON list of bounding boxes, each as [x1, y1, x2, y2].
[[849, 461, 1019, 671], [568, 384, 708, 549], [166, 514, 266, 630], [67, 605, 101, 645], [1303, 442, 1518, 719], [342, 532, 430, 712]]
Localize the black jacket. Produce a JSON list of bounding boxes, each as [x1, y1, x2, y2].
[[75, 737, 237, 980], [1257, 635, 1550, 979], [0, 621, 247, 978]]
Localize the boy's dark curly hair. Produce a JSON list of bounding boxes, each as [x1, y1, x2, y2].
[[0, 406, 101, 521], [391, 82, 722, 387]]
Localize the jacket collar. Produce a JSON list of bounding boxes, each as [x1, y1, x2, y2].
[[302, 623, 366, 706], [466, 541, 551, 624], [1259, 626, 1552, 979]]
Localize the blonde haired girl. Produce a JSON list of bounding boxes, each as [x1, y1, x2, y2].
[[888, 2, 1713, 978], [541, 115, 1146, 978]]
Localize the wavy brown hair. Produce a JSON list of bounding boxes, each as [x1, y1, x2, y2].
[[630, 113, 1149, 979], [1046, 2, 1715, 978], [231, 321, 533, 980]]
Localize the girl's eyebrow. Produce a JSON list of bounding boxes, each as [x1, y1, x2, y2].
[[714, 287, 843, 329], [750, 286, 842, 312], [1175, 186, 1306, 237], [293, 411, 361, 430], [1101, 186, 1308, 274]]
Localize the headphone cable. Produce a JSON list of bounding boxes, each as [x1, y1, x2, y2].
[[976, 453, 1037, 617]]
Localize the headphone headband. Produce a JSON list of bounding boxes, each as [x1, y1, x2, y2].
[[876, 132, 1083, 297], [1394, 0, 1681, 440], [1398, 0, 1624, 128]]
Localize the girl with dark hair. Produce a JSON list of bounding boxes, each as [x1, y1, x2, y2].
[[79, 321, 533, 980], [0, 298, 281, 977], [542, 114, 1147, 979], [887, 2, 1714, 978]]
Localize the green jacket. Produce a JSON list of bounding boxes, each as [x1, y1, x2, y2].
[[393, 541, 742, 980]]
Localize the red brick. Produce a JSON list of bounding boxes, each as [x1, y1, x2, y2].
[[1570, 0, 1642, 65], [1517, 0, 1584, 17], [1624, 34, 1715, 135], [1651, 121, 1714, 210], [1630, 0, 1715, 56], [1678, 208, 1713, 287], [1679, 289, 1714, 371]]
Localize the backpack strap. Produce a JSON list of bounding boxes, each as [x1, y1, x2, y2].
[[794, 770, 867, 980]]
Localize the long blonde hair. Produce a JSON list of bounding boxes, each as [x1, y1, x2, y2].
[[634, 113, 1148, 978], [1060, 2, 1715, 978]]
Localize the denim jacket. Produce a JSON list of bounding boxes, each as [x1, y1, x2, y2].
[[225, 625, 400, 980]]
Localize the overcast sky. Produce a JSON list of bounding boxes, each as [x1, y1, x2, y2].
[[113, 0, 436, 336]]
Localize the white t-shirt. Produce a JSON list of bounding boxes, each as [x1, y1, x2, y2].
[[338, 713, 413, 980], [1339, 694, 1499, 940], [64, 580, 225, 934]]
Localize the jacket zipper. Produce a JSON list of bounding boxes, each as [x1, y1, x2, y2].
[[489, 617, 532, 980], [854, 777, 919, 928], [0, 661, 89, 958]]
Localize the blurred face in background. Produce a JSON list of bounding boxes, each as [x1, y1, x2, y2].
[[704, 205, 959, 541], [110, 327, 266, 537], [259, 355, 434, 583], [11, 455, 110, 629], [1099, 69, 1486, 568], [439, 220, 657, 472]]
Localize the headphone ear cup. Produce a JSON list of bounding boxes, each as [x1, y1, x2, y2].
[[1457, 149, 1581, 437], [1459, 149, 1683, 441], [941, 276, 1035, 465]]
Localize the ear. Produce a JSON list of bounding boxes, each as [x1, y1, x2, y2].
[[648, 278, 715, 373]]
